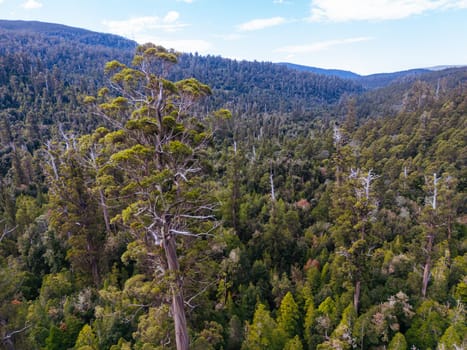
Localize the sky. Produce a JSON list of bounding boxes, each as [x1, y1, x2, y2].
[[1, 0, 467, 75]]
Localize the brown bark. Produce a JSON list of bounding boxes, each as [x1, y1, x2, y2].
[[354, 280, 361, 313], [98, 188, 111, 233], [164, 234, 189, 350], [421, 233, 434, 298]]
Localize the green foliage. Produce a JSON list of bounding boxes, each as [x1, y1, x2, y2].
[[192, 321, 224, 350], [226, 315, 243, 350], [111, 144, 154, 163], [388, 332, 407, 350], [329, 303, 357, 349], [405, 300, 448, 350], [39, 271, 73, 302], [438, 325, 465, 350], [284, 335, 304, 350], [133, 306, 173, 349], [0, 20, 466, 350], [304, 299, 318, 349], [242, 303, 285, 350], [15, 194, 42, 232], [277, 291, 300, 339], [75, 324, 99, 350], [44, 315, 83, 350], [213, 108, 232, 120]]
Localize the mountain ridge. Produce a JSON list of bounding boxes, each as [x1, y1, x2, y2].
[[0, 19, 363, 116], [1, 19, 463, 90], [0, 19, 137, 50]]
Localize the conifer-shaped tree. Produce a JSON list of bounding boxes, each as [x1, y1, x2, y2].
[[242, 303, 285, 350], [277, 291, 300, 339]]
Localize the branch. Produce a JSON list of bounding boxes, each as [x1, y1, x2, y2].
[[92, 109, 123, 129], [44, 141, 60, 181], [3, 323, 32, 341], [0, 226, 17, 243], [185, 280, 217, 309], [179, 214, 216, 220], [169, 229, 198, 237]]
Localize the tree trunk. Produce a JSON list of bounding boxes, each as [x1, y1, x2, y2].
[[87, 237, 100, 286], [421, 256, 431, 298], [354, 280, 361, 313], [98, 188, 111, 233], [421, 234, 434, 298], [164, 235, 189, 350], [231, 161, 240, 234], [336, 164, 341, 187]]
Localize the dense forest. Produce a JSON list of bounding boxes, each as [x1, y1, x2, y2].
[[0, 20, 466, 350]]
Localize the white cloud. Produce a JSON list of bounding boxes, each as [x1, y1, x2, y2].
[[163, 11, 180, 23], [213, 33, 244, 41], [237, 17, 286, 31], [309, 0, 467, 22], [21, 0, 43, 9], [102, 13, 187, 37], [101, 12, 209, 54], [275, 36, 372, 54], [177, 0, 194, 3]]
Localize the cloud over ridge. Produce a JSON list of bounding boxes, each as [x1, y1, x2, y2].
[[310, 0, 467, 22], [21, 0, 42, 9], [276, 36, 372, 54], [237, 17, 286, 31]]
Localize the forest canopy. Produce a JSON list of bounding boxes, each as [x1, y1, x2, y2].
[[0, 20, 466, 350]]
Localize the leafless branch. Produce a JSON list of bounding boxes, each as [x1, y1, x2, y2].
[[185, 280, 217, 309], [3, 323, 32, 341], [179, 214, 216, 220], [169, 229, 197, 237], [0, 226, 17, 243]]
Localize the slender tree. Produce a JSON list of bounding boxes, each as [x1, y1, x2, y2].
[[88, 44, 225, 350]]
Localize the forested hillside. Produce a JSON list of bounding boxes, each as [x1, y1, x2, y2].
[[0, 20, 466, 350]]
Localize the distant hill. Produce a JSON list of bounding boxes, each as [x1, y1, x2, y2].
[[357, 68, 431, 89], [278, 62, 360, 80], [281, 61, 435, 89], [172, 54, 363, 114], [426, 64, 466, 71], [355, 66, 467, 119], [0, 19, 136, 86], [0, 19, 137, 50], [1, 19, 465, 131], [0, 19, 364, 120], [281, 61, 467, 91]]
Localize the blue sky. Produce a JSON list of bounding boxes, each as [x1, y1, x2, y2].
[[1, 0, 467, 74]]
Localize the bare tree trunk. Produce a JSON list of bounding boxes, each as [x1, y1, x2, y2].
[[164, 235, 189, 350], [45, 141, 59, 181], [422, 234, 434, 298], [421, 256, 431, 298], [354, 280, 361, 313], [270, 168, 276, 202], [98, 188, 111, 233], [1, 322, 31, 350]]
